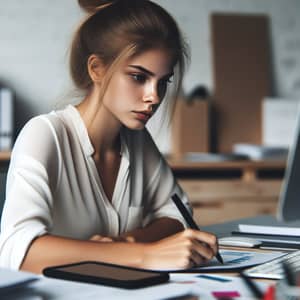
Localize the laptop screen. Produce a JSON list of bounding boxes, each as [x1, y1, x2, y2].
[[277, 108, 300, 221]]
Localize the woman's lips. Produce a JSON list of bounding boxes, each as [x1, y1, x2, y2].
[[133, 111, 152, 122]]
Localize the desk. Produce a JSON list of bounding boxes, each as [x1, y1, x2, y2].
[[6, 275, 196, 300], [3, 267, 266, 300], [4, 216, 286, 300]]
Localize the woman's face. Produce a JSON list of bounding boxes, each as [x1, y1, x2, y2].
[[101, 48, 175, 130]]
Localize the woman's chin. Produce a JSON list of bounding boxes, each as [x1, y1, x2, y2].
[[124, 120, 147, 130]]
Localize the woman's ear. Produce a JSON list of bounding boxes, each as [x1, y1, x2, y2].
[[87, 54, 105, 83]]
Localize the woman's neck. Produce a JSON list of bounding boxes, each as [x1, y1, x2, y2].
[[76, 88, 121, 156]]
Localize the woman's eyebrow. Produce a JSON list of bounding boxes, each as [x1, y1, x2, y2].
[[128, 65, 173, 78]]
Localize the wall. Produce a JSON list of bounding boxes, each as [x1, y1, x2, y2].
[[158, 0, 300, 98], [0, 0, 300, 151]]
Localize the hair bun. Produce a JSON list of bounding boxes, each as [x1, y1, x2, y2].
[[78, 0, 115, 14]]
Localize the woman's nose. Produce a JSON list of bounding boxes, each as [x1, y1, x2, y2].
[[143, 84, 160, 104]]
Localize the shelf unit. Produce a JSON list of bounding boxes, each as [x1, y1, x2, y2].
[[0, 151, 11, 162], [168, 158, 285, 226]]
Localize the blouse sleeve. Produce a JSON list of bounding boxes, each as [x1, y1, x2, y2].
[[0, 116, 60, 269], [141, 130, 192, 228]]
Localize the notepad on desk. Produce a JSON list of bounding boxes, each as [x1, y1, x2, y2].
[[238, 224, 300, 237], [232, 224, 300, 250], [0, 268, 38, 294]]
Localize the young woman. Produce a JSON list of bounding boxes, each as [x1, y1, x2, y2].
[[0, 0, 218, 274]]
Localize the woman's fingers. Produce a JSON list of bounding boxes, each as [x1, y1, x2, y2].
[[141, 229, 219, 270], [192, 240, 215, 262], [89, 234, 135, 243], [183, 229, 218, 257], [89, 235, 113, 242]]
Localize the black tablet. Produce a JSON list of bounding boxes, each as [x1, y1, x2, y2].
[[43, 261, 169, 289]]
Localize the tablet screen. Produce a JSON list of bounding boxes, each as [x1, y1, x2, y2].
[[54, 262, 160, 281]]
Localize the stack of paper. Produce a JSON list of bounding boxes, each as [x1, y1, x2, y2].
[[238, 224, 300, 237], [0, 267, 38, 294]]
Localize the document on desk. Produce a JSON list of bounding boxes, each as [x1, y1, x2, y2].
[[238, 224, 300, 236], [0, 268, 38, 293], [170, 273, 269, 299], [164, 249, 284, 272]]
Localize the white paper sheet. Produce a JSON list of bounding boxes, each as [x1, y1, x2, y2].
[[0, 268, 271, 300], [239, 224, 300, 236], [0, 268, 38, 291], [160, 249, 285, 272], [170, 273, 270, 299], [24, 273, 270, 300]]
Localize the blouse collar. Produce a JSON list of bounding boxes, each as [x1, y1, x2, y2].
[[65, 104, 129, 161]]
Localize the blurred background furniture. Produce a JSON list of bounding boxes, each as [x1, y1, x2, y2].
[[168, 157, 285, 226], [0, 152, 10, 220]]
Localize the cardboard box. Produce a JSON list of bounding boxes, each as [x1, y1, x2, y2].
[[171, 99, 210, 157], [211, 14, 271, 152]]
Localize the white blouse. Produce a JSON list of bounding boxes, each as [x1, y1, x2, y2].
[[0, 105, 190, 269]]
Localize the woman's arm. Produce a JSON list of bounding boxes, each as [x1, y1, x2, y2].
[[20, 234, 145, 274], [27, 218, 178, 273], [119, 217, 184, 242], [21, 226, 218, 274]]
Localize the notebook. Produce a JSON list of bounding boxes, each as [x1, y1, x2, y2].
[[0, 268, 38, 294]]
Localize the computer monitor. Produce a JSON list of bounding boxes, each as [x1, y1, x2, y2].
[[277, 109, 300, 222]]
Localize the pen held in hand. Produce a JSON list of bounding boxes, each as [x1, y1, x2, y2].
[[171, 193, 224, 264]]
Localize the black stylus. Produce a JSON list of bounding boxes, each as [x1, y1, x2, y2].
[[171, 193, 224, 264]]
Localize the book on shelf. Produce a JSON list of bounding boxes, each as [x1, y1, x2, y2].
[[0, 88, 14, 151]]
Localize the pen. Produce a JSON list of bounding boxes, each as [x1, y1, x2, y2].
[[239, 272, 264, 299], [171, 193, 224, 264]]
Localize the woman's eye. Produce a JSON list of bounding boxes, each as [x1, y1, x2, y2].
[[160, 77, 173, 86], [167, 76, 173, 84], [158, 77, 173, 89], [165, 78, 173, 84], [131, 74, 147, 84]]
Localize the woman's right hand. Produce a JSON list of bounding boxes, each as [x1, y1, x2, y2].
[[141, 229, 218, 270]]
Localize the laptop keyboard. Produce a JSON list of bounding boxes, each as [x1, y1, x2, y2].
[[244, 250, 300, 279]]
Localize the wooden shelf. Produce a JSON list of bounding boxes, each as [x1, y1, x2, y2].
[[167, 157, 285, 226], [168, 158, 286, 182], [0, 151, 11, 162], [168, 158, 286, 170]]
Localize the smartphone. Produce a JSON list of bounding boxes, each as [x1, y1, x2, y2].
[[43, 261, 169, 289]]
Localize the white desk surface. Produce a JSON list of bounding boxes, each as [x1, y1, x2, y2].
[[2, 271, 270, 300], [2, 274, 194, 300], [3, 216, 283, 300]]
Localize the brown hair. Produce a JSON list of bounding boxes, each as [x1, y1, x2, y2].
[[70, 0, 189, 107]]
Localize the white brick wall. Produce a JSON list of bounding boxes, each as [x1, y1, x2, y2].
[[0, 0, 300, 152]]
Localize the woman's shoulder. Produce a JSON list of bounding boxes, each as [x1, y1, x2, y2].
[[20, 106, 73, 139], [12, 107, 73, 155]]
